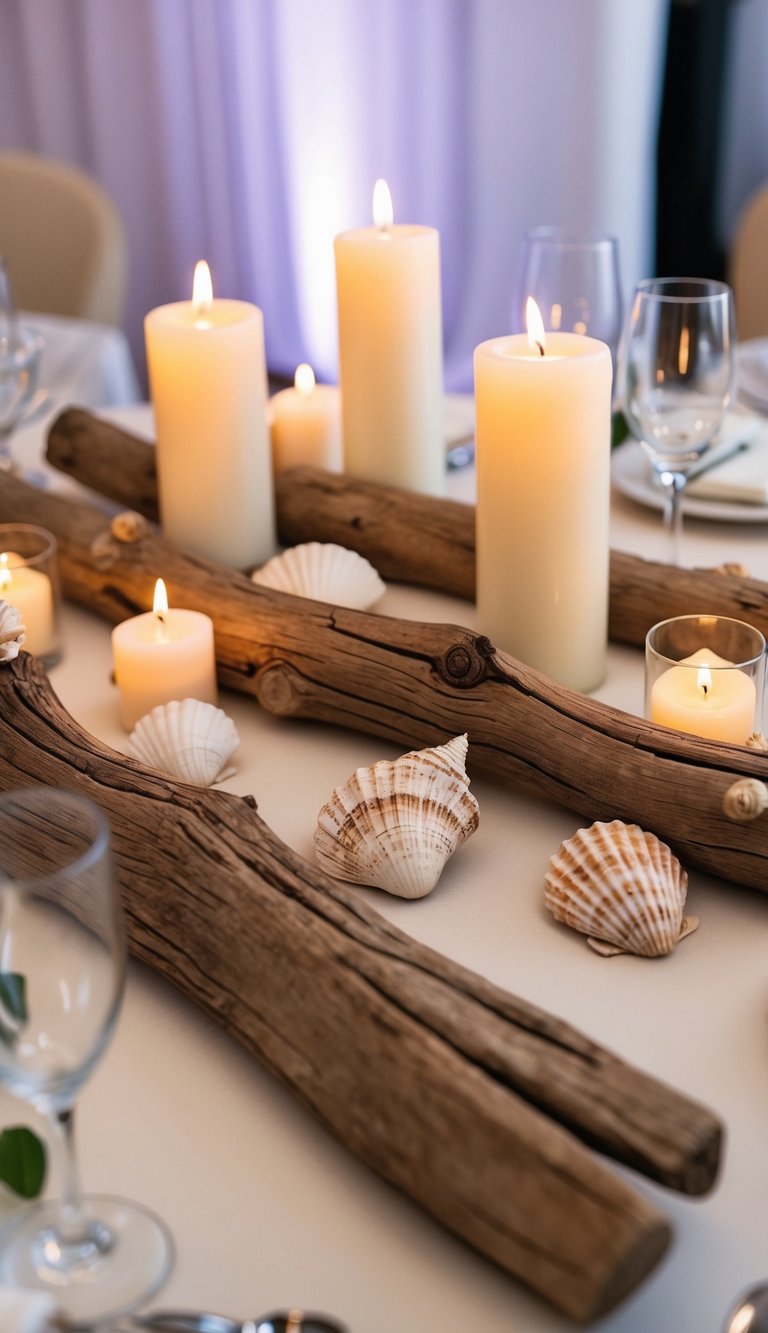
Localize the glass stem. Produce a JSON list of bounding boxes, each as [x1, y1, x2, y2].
[[663, 472, 687, 567], [49, 1105, 89, 1245]]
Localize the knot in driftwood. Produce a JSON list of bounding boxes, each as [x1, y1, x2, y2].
[[722, 777, 768, 822], [255, 661, 304, 716], [438, 635, 495, 689]]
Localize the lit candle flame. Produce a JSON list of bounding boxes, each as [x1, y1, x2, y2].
[[373, 178, 394, 229], [0, 552, 9, 592], [678, 326, 690, 376], [192, 260, 213, 325], [526, 297, 546, 356], [697, 665, 712, 698], [294, 363, 315, 396], [153, 577, 169, 621]]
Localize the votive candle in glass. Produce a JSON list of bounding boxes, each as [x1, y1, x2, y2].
[[645, 614, 766, 744], [0, 523, 61, 665]]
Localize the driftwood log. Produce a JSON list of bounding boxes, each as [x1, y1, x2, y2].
[[2, 469, 768, 891], [0, 654, 723, 1322], [46, 408, 768, 647]]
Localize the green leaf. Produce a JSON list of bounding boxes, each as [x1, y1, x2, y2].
[[0, 1126, 46, 1198], [0, 972, 27, 1047], [611, 409, 631, 448]]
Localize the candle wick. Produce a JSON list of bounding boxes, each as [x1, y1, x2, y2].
[[702, 682, 708, 697], [535, 341, 545, 358]]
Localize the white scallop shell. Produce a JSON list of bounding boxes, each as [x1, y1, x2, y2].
[[126, 699, 239, 787], [544, 820, 698, 957], [0, 600, 25, 662], [251, 542, 385, 610], [315, 734, 479, 899]]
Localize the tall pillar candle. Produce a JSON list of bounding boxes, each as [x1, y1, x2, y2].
[[474, 308, 612, 692], [145, 261, 275, 570], [334, 180, 444, 496]]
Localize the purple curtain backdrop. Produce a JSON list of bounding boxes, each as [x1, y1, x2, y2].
[[0, 0, 670, 390]]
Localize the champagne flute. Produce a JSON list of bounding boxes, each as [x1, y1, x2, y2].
[[513, 227, 624, 368], [0, 258, 44, 472], [622, 277, 736, 565], [0, 788, 173, 1325]]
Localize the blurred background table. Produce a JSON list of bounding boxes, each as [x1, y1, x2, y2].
[[2, 405, 768, 1333]]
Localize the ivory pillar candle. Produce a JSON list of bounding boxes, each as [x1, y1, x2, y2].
[[144, 261, 275, 570], [474, 305, 612, 691], [270, 364, 342, 472], [334, 179, 444, 496], [651, 648, 756, 743], [112, 578, 217, 730]]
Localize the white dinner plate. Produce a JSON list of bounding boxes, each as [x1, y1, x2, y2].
[[611, 439, 768, 523], [737, 337, 768, 411]]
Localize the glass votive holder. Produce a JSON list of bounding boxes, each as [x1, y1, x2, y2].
[[0, 523, 62, 667], [645, 614, 766, 744]]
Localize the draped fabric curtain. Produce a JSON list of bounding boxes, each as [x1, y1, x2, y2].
[[0, 0, 668, 389]]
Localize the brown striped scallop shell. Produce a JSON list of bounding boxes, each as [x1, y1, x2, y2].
[[544, 820, 697, 957], [315, 734, 479, 898]]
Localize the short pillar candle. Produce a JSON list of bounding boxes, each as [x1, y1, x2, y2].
[[111, 578, 218, 731]]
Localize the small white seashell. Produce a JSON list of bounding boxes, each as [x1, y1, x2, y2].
[[315, 734, 479, 898], [126, 699, 239, 787], [722, 777, 768, 823], [251, 542, 385, 610], [746, 732, 768, 752], [0, 600, 25, 663], [544, 819, 697, 958]]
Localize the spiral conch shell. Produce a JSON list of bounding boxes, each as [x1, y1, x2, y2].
[[126, 699, 239, 787], [252, 542, 385, 610], [0, 601, 25, 663], [544, 820, 698, 957], [315, 734, 479, 898]]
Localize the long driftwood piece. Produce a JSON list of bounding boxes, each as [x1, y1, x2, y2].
[[2, 468, 768, 893], [46, 407, 768, 647], [0, 655, 721, 1322]]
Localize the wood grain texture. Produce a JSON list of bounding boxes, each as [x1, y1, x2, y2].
[[2, 468, 768, 899], [0, 653, 725, 1320], [46, 408, 768, 645]]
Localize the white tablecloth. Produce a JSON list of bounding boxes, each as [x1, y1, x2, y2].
[[3, 406, 768, 1333]]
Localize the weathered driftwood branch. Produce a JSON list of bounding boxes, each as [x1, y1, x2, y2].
[[46, 408, 768, 647], [0, 655, 721, 1322], [3, 469, 768, 891]]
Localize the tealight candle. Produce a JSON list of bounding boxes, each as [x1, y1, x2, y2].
[[645, 615, 766, 744], [0, 524, 60, 663], [145, 260, 275, 570], [111, 578, 218, 731], [269, 364, 343, 472], [334, 179, 444, 495], [474, 299, 612, 691]]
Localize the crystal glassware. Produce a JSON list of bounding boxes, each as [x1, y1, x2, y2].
[[513, 226, 624, 368], [622, 277, 736, 564], [0, 258, 44, 468], [645, 614, 765, 744], [0, 788, 173, 1324]]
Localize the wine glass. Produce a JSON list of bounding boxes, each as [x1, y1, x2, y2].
[[513, 227, 624, 368], [0, 258, 44, 472], [0, 787, 173, 1324], [622, 277, 736, 565]]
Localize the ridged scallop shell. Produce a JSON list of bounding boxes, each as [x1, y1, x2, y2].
[[126, 699, 239, 786], [0, 600, 25, 662], [315, 734, 479, 898], [252, 542, 385, 610], [544, 820, 698, 957]]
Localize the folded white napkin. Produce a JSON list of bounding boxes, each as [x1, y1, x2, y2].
[[686, 412, 768, 504], [0, 1288, 59, 1332]]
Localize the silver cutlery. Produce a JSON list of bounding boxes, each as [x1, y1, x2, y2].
[[686, 436, 751, 482], [723, 1283, 768, 1332], [77, 1307, 347, 1333]]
